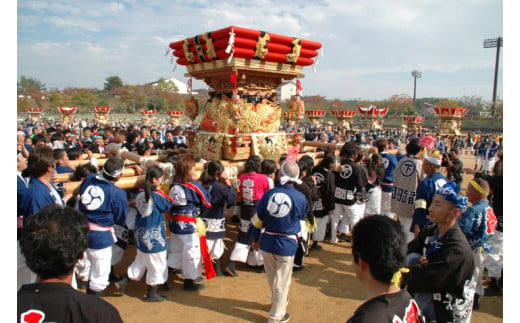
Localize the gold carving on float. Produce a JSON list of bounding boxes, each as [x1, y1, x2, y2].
[[199, 96, 281, 134], [183, 39, 196, 63], [202, 33, 217, 59], [286, 38, 302, 63], [254, 32, 270, 59]]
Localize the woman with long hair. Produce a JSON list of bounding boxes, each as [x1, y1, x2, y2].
[[199, 160, 237, 276], [167, 157, 213, 291], [116, 166, 173, 302]]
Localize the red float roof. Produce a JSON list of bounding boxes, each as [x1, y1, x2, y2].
[[169, 26, 321, 67], [357, 105, 389, 116]]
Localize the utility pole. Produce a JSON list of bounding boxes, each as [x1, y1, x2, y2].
[[483, 37, 503, 118], [411, 70, 422, 112]]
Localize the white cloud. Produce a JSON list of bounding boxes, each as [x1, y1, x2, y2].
[[17, 0, 504, 101]]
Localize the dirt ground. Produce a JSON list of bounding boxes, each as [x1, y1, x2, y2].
[[101, 151, 503, 322]]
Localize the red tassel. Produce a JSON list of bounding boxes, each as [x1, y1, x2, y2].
[[296, 80, 302, 96], [230, 72, 237, 94]]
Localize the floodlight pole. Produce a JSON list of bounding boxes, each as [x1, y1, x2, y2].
[[411, 70, 422, 112], [483, 37, 503, 118]]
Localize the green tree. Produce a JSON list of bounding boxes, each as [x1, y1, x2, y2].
[[48, 91, 73, 108], [303, 95, 328, 110], [104, 75, 124, 92], [113, 85, 146, 112], [156, 78, 179, 93], [18, 76, 46, 94], [71, 89, 98, 111]]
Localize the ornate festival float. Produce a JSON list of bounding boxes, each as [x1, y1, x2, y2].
[[167, 25, 322, 161], [27, 108, 42, 122], [57, 27, 329, 205], [56, 106, 76, 124], [166, 110, 185, 125], [433, 106, 467, 136], [305, 109, 326, 127], [141, 109, 156, 125], [402, 115, 425, 133], [94, 106, 111, 125], [330, 109, 356, 130], [357, 105, 389, 129]]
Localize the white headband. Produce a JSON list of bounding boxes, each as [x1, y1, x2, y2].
[[103, 164, 124, 178], [279, 162, 302, 186]]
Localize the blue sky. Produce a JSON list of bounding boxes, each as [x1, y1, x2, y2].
[[16, 0, 505, 102]]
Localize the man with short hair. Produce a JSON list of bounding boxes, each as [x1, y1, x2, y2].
[[250, 160, 309, 323], [403, 182, 475, 322], [445, 149, 463, 188], [18, 204, 123, 322], [410, 151, 447, 237], [78, 158, 129, 297], [347, 215, 424, 322], [390, 137, 424, 242], [376, 139, 398, 218], [332, 142, 368, 243], [53, 148, 75, 174], [459, 178, 496, 309]]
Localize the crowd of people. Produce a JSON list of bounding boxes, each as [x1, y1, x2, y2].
[[17, 117, 503, 322]]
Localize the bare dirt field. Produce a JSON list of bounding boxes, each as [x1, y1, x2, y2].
[[101, 152, 503, 322]]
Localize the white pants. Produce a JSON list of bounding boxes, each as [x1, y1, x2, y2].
[[484, 231, 503, 279], [365, 186, 382, 216], [75, 251, 91, 282], [331, 203, 364, 242], [128, 250, 168, 286], [111, 244, 125, 266], [472, 248, 486, 296], [246, 249, 264, 266], [87, 246, 112, 292], [206, 238, 225, 260], [229, 241, 250, 263], [167, 233, 202, 280], [17, 241, 36, 291], [380, 191, 393, 217], [312, 215, 330, 242], [475, 156, 482, 169], [263, 251, 294, 323], [399, 216, 415, 243], [483, 157, 496, 172]]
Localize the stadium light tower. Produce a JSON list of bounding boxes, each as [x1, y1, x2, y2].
[[411, 70, 422, 111], [483, 37, 503, 118]]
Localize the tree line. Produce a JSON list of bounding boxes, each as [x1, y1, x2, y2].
[[17, 76, 501, 119]]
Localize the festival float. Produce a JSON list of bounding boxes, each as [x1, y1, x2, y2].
[[402, 115, 425, 133], [167, 25, 322, 160], [94, 106, 110, 125], [330, 110, 356, 130], [305, 109, 326, 126], [166, 110, 185, 125], [141, 109, 156, 125], [434, 107, 467, 135], [27, 108, 42, 122], [56, 106, 76, 124], [357, 105, 389, 129]]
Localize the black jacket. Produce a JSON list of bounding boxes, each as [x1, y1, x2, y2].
[[404, 224, 475, 322]]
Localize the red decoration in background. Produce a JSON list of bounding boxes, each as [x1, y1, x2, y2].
[[187, 78, 193, 96], [230, 73, 237, 93], [296, 80, 302, 97], [95, 106, 111, 112]]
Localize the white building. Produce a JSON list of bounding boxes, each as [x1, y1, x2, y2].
[[277, 81, 298, 101]]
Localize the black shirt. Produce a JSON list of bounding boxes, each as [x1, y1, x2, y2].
[[18, 282, 123, 323], [347, 289, 425, 323]]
